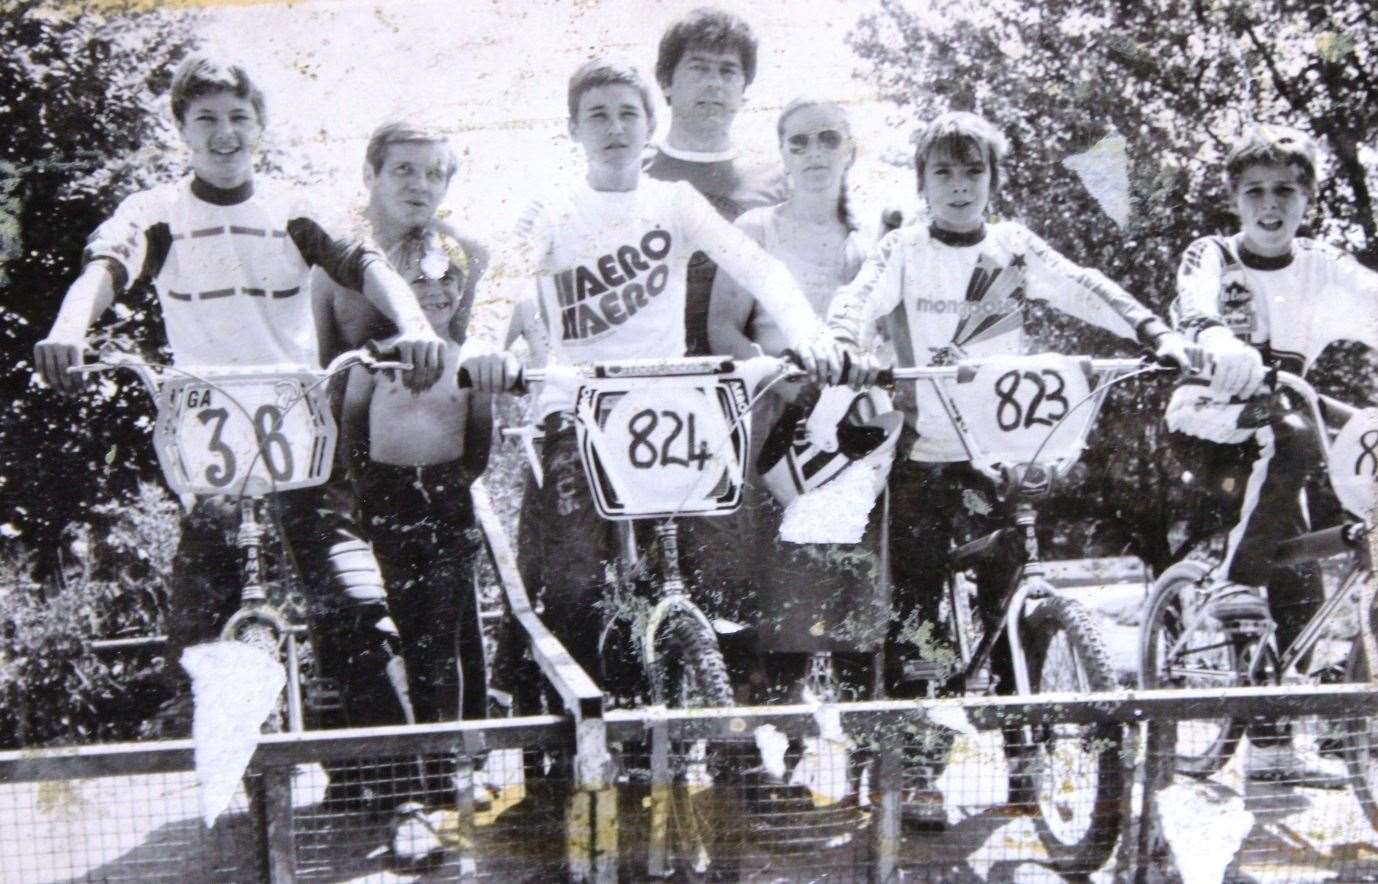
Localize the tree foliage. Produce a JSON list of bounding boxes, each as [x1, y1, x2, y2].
[[850, 0, 1378, 569], [0, 1, 199, 575]]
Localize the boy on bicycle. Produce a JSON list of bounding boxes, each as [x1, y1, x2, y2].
[[33, 55, 443, 745], [462, 58, 841, 698], [1167, 125, 1378, 786], [832, 111, 1193, 826]]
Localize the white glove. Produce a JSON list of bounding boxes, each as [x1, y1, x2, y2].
[[1165, 385, 1256, 445], [1198, 327, 1264, 399]]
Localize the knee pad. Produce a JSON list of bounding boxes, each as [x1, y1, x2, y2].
[[327, 538, 387, 605]]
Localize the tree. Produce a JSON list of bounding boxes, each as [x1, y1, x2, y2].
[[0, 1, 199, 576], [849, 0, 1378, 570]]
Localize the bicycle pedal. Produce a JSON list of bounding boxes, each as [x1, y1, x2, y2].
[[305, 677, 344, 713], [903, 661, 955, 683]]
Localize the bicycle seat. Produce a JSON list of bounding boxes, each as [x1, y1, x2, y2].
[[1209, 588, 1271, 625]]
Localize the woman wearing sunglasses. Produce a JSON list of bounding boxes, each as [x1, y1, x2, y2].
[[708, 98, 888, 707]]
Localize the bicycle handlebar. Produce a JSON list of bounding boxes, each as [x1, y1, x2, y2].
[[69, 342, 412, 391], [459, 354, 807, 393]]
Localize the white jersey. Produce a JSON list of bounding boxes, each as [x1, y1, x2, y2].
[[828, 221, 1168, 462], [83, 176, 379, 367], [516, 178, 827, 417], [1172, 234, 1378, 372]]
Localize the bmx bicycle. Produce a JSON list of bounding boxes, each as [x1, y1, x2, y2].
[[1138, 369, 1378, 826], [473, 353, 853, 877], [71, 342, 408, 734], [875, 351, 1171, 873]]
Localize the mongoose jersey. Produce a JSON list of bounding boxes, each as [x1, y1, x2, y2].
[[828, 221, 1168, 462], [83, 176, 380, 367], [515, 177, 827, 418], [1172, 234, 1378, 372]]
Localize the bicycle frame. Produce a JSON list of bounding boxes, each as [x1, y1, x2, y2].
[[73, 346, 404, 732], [888, 356, 1149, 696], [1164, 370, 1376, 686]]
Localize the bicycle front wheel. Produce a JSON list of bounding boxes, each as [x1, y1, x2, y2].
[[230, 619, 289, 734], [646, 610, 735, 881], [1139, 560, 1248, 777], [651, 611, 733, 708], [1342, 568, 1378, 831], [1020, 593, 1123, 874]]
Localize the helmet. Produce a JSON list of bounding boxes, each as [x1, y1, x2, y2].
[[758, 386, 903, 506]]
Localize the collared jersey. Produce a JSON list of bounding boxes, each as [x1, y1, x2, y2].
[[515, 177, 826, 419], [643, 144, 788, 355], [83, 176, 379, 367], [828, 221, 1168, 462], [1171, 234, 1378, 373]]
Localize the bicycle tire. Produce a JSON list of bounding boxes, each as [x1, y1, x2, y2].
[[1020, 593, 1123, 874], [1342, 568, 1378, 831], [650, 611, 733, 709], [649, 610, 735, 881], [1139, 560, 1248, 778], [232, 620, 288, 735]]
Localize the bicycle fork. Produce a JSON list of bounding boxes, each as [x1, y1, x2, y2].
[[219, 497, 305, 732], [641, 519, 718, 696]]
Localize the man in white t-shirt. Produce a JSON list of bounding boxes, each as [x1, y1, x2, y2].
[[463, 58, 839, 696]]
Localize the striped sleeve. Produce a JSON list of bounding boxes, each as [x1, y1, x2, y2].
[[286, 213, 382, 293], [827, 228, 907, 347], [1019, 224, 1168, 345], [1325, 247, 1378, 354], [82, 190, 160, 294], [1170, 237, 1228, 341]]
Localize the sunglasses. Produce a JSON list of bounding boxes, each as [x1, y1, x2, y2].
[[786, 129, 847, 153]]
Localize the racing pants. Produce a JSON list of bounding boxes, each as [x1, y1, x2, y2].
[[166, 481, 409, 731]]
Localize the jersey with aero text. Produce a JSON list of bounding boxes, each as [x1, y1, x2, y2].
[[643, 144, 788, 355], [1172, 234, 1378, 373], [83, 176, 379, 367], [828, 221, 1168, 462], [516, 177, 826, 418]]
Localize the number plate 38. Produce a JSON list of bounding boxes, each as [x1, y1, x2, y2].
[[575, 377, 750, 519], [153, 372, 336, 496]]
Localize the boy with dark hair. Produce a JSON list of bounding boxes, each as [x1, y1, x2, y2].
[[644, 7, 786, 356], [34, 53, 443, 750], [463, 57, 840, 697], [833, 110, 1195, 826], [1168, 124, 1378, 786]]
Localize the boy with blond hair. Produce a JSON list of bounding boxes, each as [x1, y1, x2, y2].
[[1167, 124, 1378, 786]]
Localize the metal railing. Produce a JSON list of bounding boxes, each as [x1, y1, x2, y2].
[[0, 479, 1373, 881]]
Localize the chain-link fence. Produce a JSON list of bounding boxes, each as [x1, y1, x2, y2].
[[3, 683, 1376, 882]]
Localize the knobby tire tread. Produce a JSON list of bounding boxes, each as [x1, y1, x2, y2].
[[1022, 593, 1124, 874]]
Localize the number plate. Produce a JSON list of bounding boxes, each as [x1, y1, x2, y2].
[[574, 376, 750, 519], [1328, 407, 1378, 521], [941, 354, 1095, 476], [153, 372, 337, 496]]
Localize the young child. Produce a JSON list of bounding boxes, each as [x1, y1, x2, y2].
[[462, 58, 841, 698], [341, 230, 493, 847], [829, 111, 1194, 826], [32, 54, 442, 752], [1167, 125, 1378, 786]]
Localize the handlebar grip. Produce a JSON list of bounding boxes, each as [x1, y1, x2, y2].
[[457, 366, 526, 393], [364, 338, 401, 361], [875, 367, 896, 387]]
